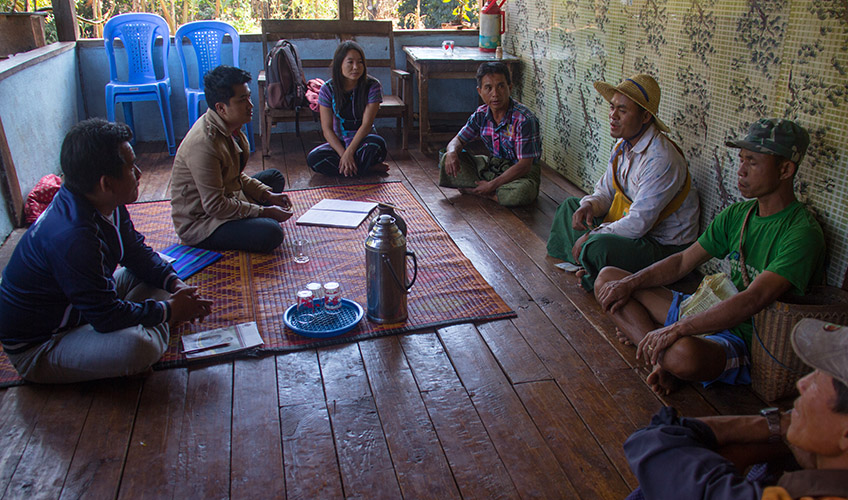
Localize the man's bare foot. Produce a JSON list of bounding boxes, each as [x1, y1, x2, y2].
[[576, 268, 594, 290], [371, 162, 390, 175], [615, 328, 633, 346], [458, 188, 497, 202], [646, 364, 681, 396]]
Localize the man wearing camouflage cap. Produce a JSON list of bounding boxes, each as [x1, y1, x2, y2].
[[622, 318, 848, 498], [547, 73, 700, 292], [595, 118, 826, 395]]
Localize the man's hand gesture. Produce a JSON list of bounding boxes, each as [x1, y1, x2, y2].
[[167, 286, 214, 327], [596, 278, 635, 314], [572, 202, 596, 230], [266, 192, 292, 210], [444, 151, 461, 177]]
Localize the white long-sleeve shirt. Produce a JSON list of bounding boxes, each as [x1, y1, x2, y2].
[[580, 124, 700, 246]]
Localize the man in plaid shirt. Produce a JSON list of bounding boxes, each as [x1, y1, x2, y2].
[[439, 62, 542, 207]]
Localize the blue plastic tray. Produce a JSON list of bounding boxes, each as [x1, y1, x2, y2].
[[284, 298, 364, 338]]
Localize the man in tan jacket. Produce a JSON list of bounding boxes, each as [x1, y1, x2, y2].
[[171, 65, 292, 253]]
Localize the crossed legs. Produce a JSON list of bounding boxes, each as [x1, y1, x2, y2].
[[594, 266, 727, 395]]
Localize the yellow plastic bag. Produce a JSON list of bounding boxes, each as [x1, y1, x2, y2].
[[679, 273, 738, 319]]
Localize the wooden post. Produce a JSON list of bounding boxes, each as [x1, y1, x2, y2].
[[0, 116, 25, 228], [51, 0, 79, 42], [339, 0, 354, 21]]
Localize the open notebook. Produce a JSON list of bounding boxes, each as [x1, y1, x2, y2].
[[295, 199, 377, 229], [180, 322, 263, 360]]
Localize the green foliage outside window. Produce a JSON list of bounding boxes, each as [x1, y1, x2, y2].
[[2, 0, 476, 38]]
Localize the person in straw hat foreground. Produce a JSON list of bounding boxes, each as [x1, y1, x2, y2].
[[622, 318, 848, 499], [547, 73, 700, 292], [595, 118, 825, 396]]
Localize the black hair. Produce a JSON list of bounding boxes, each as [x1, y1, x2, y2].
[[330, 41, 378, 119], [476, 62, 511, 87], [833, 377, 848, 414], [60, 118, 133, 196], [204, 65, 252, 109]]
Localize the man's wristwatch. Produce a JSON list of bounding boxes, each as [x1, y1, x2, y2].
[[760, 407, 782, 444]]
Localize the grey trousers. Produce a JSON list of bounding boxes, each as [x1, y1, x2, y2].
[[7, 268, 171, 383]]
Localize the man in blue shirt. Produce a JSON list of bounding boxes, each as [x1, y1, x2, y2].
[[624, 319, 848, 499], [439, 62, 542, 207], [0, 119, 213, 383]]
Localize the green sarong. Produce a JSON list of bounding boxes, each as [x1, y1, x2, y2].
[[438, 150, 540, 207], [547, 197, 689, 291]]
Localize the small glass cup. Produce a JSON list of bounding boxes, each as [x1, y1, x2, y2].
[[306, 282, 324, 315], [323, 281, 342, 315], [293, 238, 310, 264], [295, 290, 315, 326], [442, 40, 455, 56]]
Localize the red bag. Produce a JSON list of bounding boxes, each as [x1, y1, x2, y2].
[[24, 174, 62, 224], [306, 78, 325, 113]]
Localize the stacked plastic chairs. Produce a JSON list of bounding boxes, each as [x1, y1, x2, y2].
[[174, 20, 255, 152], [104, 13, 176, 155]]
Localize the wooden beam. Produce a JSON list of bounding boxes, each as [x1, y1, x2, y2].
[[0, 114, 24, 227], [51, 0, 78, 42]]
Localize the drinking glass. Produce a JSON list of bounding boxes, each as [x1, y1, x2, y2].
[[295, 290, 315, 326], [442, 40, 455, 56], [293, 238, 310, 264], [306, 282, 324, 315], [323, 282, 342, 315]]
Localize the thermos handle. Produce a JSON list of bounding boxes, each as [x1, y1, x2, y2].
[[405, 250, 418, 290], [381, 251, 417, 294]]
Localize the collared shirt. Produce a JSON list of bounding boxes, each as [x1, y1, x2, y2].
[[170, 109, 272, 245], [625, 407, 848, 500], [457, 98, 541, 163], [580, 123, 700, 246]]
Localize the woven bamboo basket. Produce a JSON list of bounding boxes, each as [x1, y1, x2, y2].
[[751, 286, 848, 402]]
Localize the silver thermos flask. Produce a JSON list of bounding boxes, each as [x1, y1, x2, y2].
[[365, 214, 418, 323]]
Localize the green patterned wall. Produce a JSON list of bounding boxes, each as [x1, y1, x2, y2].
[[503, 0, 847, 286]]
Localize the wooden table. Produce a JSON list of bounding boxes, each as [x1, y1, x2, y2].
[[403, 46, 521, 152]]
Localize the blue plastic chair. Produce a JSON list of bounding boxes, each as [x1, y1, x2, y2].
[[174, 20, 255, 152], [104, 13, 176, 155]]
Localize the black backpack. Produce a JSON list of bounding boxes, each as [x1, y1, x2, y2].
[[266, 40, 307, 112]]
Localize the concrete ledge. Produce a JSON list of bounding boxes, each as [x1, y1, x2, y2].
[[0, 41, 75, 82]]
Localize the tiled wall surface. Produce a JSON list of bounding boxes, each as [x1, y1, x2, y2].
[[504, 0, 847, 286]]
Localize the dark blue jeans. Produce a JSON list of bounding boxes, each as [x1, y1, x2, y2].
[[195, 169, 286, 254], [306, 134, 387, 176]]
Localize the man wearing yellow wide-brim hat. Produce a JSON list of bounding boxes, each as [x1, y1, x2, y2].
[[547, 74, 700, 292]]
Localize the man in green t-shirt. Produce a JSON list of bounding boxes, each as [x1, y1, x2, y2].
[[594, 118, 826, 395]]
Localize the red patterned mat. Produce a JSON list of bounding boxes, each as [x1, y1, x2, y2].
[[0, 182, 514, 386]]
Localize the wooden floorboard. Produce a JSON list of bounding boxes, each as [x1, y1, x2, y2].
[[359, 336, 461, 499], [231, 357, 286, 499], [0, 130, 774, 499], [399, 332, 519, 499], [60, 380, 141, 500]]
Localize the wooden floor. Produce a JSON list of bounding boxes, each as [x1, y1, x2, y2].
[[0, 128, 775, 499]]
